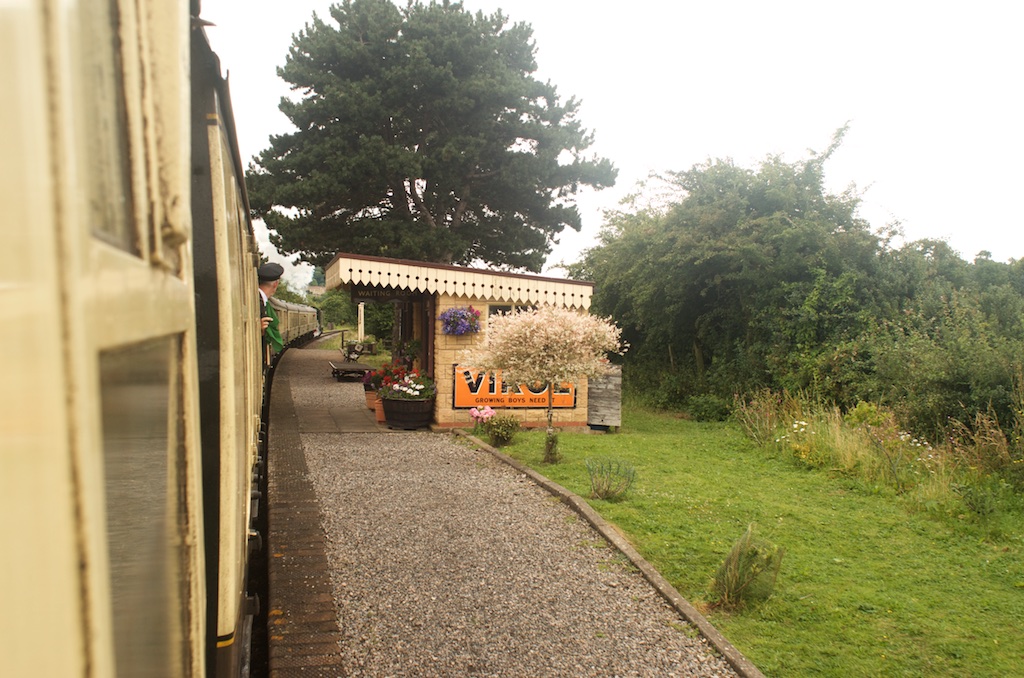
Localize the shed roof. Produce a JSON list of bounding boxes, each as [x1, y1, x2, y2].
[[325, 252, 593, 309]]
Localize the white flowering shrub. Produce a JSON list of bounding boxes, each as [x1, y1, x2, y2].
[[467, 304, 626, 462], [470, 304, 626, 387]]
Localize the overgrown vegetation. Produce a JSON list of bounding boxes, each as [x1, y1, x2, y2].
[[733, 391, 1024, 532], [498, 407, 1023, 676], [571, 129, 1024, 448]]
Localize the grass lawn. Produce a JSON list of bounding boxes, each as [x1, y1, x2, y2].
[[499, 407, 1024, 676]]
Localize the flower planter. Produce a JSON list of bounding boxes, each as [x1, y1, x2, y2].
[[364, 385, 377, 410], [374, 397, 386, 424], [382, 398, 434, 430]]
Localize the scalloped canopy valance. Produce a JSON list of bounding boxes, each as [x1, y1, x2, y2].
[[325, 253, 593, 309]]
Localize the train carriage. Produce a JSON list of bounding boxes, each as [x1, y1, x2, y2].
[[269, 297, 321, 348], [190, 18, 267, 676], [2, 2, 316, 676], [3, 1, 207, 675]]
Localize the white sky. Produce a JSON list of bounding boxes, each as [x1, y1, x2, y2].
[[201, 0, 1024, 287]]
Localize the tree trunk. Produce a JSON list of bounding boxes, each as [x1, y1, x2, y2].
[[543, 383, 560, 463], [693, 339, 706, 386]]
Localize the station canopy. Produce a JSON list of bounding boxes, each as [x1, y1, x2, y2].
[[325, 253, 593, 310]]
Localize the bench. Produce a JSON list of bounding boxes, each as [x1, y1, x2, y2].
[[328, 360, 372, 382]]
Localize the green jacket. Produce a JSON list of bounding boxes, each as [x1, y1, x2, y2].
[[265, 302, 284, 352]]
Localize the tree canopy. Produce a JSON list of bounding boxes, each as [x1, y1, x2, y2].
[[247, 0, 616, 270], [575, 129, 880, 391]]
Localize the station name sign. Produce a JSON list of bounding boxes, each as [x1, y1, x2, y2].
[[453, 366, 575, 408]]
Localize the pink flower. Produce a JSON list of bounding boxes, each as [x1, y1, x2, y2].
[[470, 406, 495, 423]]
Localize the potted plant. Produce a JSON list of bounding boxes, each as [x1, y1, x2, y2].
[[379, 367, 437, 430], [395, 338, 423, 370], [362, 369, 384, 409], [365, 361, 403, 418], [439, 306, 481, 336]]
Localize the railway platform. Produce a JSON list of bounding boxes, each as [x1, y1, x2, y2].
[[264, 348, 756, 677]]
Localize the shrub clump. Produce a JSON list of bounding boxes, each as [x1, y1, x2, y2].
[[712, 524, 784, 610], [484, 414, 520, 447], [584, 458, 636, 501], [686, 394, 732, 422]]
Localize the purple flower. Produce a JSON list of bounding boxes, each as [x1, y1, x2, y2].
[[440, 306, 481, 335]]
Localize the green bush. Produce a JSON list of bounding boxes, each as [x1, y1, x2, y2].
[[646, 376, 690, 410], [844, 401, 888, 428], [314, 289, 356, 327], [544, 430, 560, 464], [686, 393, 732, 422], [621, 360, 696, 411], [485, 415, 520, 447], [363, 302, 395, 339], [952, 476, 1013, 518]]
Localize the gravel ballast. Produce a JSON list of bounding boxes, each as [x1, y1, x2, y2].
[[290, 352, 743, 676]]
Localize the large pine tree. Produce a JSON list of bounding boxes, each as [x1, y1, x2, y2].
[[247, 0, 616, 270]]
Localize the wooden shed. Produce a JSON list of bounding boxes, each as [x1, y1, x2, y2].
[[325, 252, 598, 429]]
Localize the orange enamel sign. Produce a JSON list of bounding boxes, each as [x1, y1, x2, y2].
[[452, 366, 576, 408]]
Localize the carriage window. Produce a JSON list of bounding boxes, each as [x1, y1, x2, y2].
[[100, 337, 186, 677], [76, 0, 136, 253]]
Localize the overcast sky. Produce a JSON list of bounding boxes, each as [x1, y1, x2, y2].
[[202, 0, 1023, 287]]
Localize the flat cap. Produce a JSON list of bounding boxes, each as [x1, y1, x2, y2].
[[258, 262, 284, 282]]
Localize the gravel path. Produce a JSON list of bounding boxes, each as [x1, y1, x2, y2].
[[294, 375, 741, 677]]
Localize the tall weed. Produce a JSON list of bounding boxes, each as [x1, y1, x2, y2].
[[711, 524, 783, 610], [948, 411, 1013, 475], [948, 408, 1024, 492], [584, 458, 636, 501], [733, 389, 785, 446]]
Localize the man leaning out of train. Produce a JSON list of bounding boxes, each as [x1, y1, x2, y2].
[[257, 262, 285, 356]]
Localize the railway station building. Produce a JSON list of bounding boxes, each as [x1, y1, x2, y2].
[[325, 252, 619, 430]]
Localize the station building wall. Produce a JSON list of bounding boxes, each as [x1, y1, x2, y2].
[[431, 294, 589, 430]]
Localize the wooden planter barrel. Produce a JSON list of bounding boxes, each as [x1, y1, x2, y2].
[[382, 398, 434, 430]]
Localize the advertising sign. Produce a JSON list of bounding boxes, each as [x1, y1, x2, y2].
[[453, 366, 575, 408]]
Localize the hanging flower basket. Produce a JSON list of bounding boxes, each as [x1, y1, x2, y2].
[[439, 306, 481, 336]]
